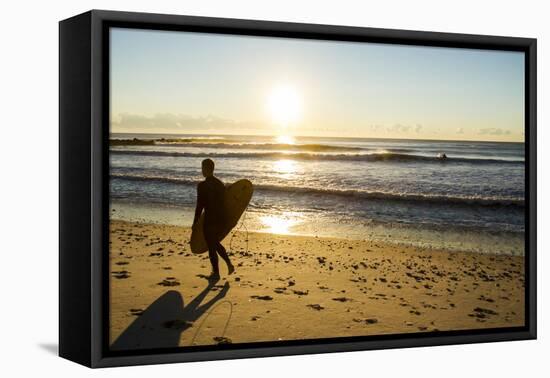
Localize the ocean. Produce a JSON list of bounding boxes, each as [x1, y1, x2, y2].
[[109, 133, 525, 255]]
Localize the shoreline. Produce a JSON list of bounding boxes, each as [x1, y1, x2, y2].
[[110, 203, 525, 256], [109, 220, 525, 350]]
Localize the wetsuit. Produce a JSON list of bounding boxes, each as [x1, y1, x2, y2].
[[195, 176, 231, 274]]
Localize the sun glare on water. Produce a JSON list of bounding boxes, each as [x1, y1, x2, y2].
[[276, 135, 295, 145], [260, 213, 301, 235], [273, 159, 296, 176], [267, 84, 303, 127]]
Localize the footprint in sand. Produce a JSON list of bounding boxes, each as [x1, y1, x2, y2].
[[158, 277, 180, 287], [478, 295, 495, 303], [353, 318, 378, 325], [112, 270, 130, 279], [307, 304, 325, 311], [332, 297, 352, 302], [250, 295, 273, 301], [213, 336, 232, 344], [468, 307, 498, 320]]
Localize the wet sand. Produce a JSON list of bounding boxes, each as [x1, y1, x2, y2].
[[109, 220, 525, 351]]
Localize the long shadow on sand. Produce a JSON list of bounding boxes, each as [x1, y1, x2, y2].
[[111, 280, 230, 351]]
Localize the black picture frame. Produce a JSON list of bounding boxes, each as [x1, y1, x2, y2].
[[59, 9, 537, 368]]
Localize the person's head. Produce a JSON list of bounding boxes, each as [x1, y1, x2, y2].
[[201, 158, 215, 177]]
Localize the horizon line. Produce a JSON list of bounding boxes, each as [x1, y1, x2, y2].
[[110, 130, 525, 144]]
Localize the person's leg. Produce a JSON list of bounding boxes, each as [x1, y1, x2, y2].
[[216, 242, 234, 274], [205, 234, 220, 279], [204, 220, 221, 279]]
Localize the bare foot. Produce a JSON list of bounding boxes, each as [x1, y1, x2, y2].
[[208, 272, 221, 282], [228, 264, 235, 275]]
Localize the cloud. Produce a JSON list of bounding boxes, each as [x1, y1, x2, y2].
[[456, 127, 464, 134], [365, 123, 423, 135], [478, 127, 511, 136], [367, 124, 384, 132], [111, 113, 264, 134], [387, 123, 411, 133]]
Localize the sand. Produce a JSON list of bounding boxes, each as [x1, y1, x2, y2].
[[109, 220, 525, 351]]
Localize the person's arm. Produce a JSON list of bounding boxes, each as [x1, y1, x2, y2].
[[193, 183, 204, 227]]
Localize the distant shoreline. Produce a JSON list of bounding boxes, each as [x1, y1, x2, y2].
[[110, 132, 525, 144]]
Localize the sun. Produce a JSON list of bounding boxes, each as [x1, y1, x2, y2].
[[267, 84, 303, 127]]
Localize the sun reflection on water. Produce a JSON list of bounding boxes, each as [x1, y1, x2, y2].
[[276, 135, 295, 145], [273, 159, 296, 175], [260, 212, 302, 235]]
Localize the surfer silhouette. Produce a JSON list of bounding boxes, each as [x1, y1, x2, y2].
[[193, 159, 235, 280]]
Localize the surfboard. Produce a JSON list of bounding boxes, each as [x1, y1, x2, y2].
[[190, 179, 253, 254]]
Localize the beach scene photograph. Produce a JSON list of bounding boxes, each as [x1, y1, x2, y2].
[[108, 27, 526, 351]]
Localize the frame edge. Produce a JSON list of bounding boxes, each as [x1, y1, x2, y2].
[[81, 9, 537, 368], [59, 11, 94, 367]]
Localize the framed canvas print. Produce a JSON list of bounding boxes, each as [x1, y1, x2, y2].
[[59, 10, 537, 368]]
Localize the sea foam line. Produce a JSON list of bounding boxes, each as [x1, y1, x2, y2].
[[110, 149, 524, 165], [110, 173, 525, 207]]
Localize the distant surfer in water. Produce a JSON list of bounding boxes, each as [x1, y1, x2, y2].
[[193, 158, 235, 280]]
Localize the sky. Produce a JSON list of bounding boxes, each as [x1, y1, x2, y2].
[[110, 27, 525, 142]]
